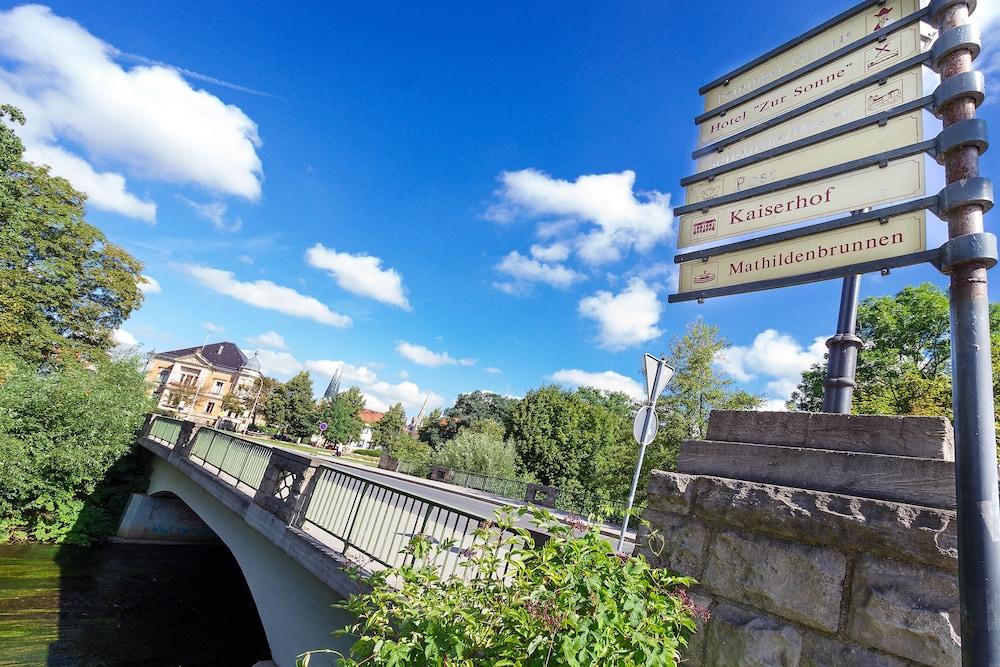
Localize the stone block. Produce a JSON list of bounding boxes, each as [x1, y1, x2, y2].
[[687, 475, 957, 572], [703, 602, 802, 667], [798, 631, 911, 667], [848, 557, 960, 667], [638, 509, 708, 578], [644, 471, 696, 516], [677, 590, 713, 666], [678, 440, 956, 509], [706, 410, 953, 460], [703, 530, 846, 632]]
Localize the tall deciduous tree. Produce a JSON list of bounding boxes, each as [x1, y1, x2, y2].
[[316, 386, 366, 444], [0, 106, 144, 362], [267, 372, 316, 438], [372, 402, 406, 450]]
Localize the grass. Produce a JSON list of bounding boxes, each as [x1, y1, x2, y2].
[[238, 432, 380, 467]]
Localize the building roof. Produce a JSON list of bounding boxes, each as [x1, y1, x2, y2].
[[156, 342, 248, 371], [360, 409, 384, 424]]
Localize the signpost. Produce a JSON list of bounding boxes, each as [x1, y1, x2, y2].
[[617, 354, 674, 552], [674, 1, 998, 661]]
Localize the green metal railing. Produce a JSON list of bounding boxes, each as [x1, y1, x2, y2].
[[304, 466, 498, 578], [189, 427, 271, 492], [147, 416, 183, 446]]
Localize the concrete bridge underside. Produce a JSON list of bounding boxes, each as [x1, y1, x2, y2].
[[138, 457, 354, 667]]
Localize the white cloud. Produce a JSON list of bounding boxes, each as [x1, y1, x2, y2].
[[0, 5, 262, 221], [396, 341, 474, 368], [26, 143, 156, 221], [237, 254, 254, 264], [203, 321, 224, 334], [972, 4, 1000, 96], [178, 196, 241, 233], [305, 359, 443, 414], [305, 244, 410, 310], [256, 349, 303, 378], [761, 398, 790, 412], [398, 369, 409, 379], [495, 251, 583, 290], [111, 328, 138, 348], [578, 279, 663, 351], [550, 369, 644, 401], [485, 367, 503, 375], [530, 242, 570, 262], [246, 331, 287, 350], [492, 281, 530, 297], [185, 264, 351, 327], [491, 169, 673, 265], [714, 329, 827, 402], [138, 274, 160, 294]]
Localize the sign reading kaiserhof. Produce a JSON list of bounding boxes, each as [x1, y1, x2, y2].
[[671, 0, 939, 302]]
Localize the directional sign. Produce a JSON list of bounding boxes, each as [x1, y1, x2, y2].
[[632, 406, 658, 446], [695, 66, 924, 173], [685, 111, 922, 205], [678, 155, 925, 248], [676, 212, 926, 296], [643, 354, 674, 403], [697, 22, 924, 147], [701, 0, 919, 112]]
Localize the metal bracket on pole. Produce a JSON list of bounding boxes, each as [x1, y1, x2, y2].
[[929, 0, 978, 28], [936, 232, 999, 274], [932, 71, 986, 118], [934, 119, 989, 164], [930, 23, 982, 72], [934, 176, 995, 218]]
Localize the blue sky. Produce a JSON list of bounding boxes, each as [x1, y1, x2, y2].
[[2, 1, 997, 415]]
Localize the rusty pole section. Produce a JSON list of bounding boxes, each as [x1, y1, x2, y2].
[[933, 2, 1000, 663]]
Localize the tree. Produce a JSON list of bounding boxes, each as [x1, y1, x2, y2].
[[431, 426, 520, 479], [0, 348, 154, 543], [268, 372, 316, 438], [372, 402, 406, 450], [163, 381, 198, 412], [315, 386, 366, 444], [789, 282, 1000, 422], [0, 106, 144, 362], [248, 376, 279, 428], [420, 391, 517, 448]]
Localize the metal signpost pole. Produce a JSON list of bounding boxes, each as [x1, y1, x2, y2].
[[822, 274, 862, 413], [933, 2, 1000, 662]]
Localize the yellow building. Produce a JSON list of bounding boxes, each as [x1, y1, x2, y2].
[[145, 341, 262, 429]]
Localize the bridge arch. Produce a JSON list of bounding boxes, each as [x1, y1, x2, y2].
[[144, 457, 354, 667]]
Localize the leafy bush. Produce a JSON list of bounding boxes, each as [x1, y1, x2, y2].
[[0, 348, 153, 543], [306, 507, 700, 666], [431, 426, 520, 479]]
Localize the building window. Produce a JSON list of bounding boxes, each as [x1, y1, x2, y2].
[[206, 402, 216, 414], [212, 380, 224, 395], [157, 368, 170, 384]]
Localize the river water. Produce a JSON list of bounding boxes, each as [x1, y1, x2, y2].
[[0, 542, 271, 666]]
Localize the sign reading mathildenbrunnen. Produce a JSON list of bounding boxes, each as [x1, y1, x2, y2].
[[670, 0, 949, 303]]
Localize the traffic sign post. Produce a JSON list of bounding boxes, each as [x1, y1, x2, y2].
[[674, 0, 999, 660], [617, 355, 674, 552]]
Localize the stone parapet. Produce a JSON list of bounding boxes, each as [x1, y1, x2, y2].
[[642, 410, 960, 666]]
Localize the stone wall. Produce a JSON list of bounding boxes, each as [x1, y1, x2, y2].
[[641, 411, 960, 667]]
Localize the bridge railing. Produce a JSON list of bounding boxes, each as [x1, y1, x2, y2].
[[140, 414, 512, 578]]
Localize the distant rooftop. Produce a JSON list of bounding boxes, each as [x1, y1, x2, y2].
[[156, 342, 248, 371], [360, 409, 383, 424]]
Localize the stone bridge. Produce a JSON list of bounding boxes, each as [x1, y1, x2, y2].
[[126, 414, 574, 667]]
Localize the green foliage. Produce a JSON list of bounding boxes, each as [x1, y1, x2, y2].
[[266, 372, 316, 438], [0, 347, 154, 543], [350, 448, 381, 458], [789, 283, 1000, 423], [372, 402, 406, 450], [315, 507, 698, 666], [315, 386, 366, 443], [431, 426, 520, 479], [388, 436, 432, 476], [0, 106, 144, 363], [420, 391, 517, 449], [508, 386, 635, 503]]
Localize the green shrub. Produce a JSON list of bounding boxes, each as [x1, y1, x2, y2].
[[304, 507, 701, 666], [431, 426, 520, 479], [0, 348, 153, 543]]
